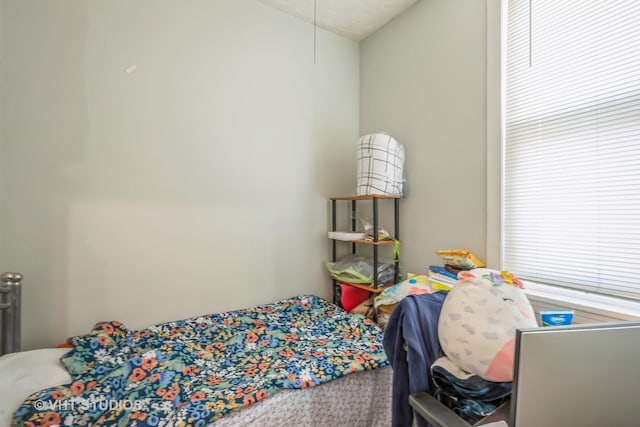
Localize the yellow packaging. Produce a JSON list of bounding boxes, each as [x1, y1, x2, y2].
[[436, 249, 485, 269]]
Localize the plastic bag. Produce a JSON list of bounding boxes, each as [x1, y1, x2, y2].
[[436, 249, 485, 269], [326, 254, 396, 285], [360, 217, 391, 241], [351, 215, 392, 241]]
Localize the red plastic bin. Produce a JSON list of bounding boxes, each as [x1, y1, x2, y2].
[[340, 284, 370, 313]]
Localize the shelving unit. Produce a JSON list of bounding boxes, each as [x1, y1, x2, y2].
[[328, 194, 400, 320]]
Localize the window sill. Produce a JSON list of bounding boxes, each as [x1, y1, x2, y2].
[[523, 280, 640, 321]]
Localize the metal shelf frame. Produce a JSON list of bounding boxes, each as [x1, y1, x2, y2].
[[329, 195, 400, 318]]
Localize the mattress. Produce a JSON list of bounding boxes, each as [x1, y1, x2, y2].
[[0, 349, 392, 427]]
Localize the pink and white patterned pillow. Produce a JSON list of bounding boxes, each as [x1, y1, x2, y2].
[[437, 269, 538, 382]]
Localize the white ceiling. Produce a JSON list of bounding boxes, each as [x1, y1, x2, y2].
[[258, 0, 419, 41]]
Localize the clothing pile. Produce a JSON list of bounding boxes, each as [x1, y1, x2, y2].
[[383, 268, 537, 427]]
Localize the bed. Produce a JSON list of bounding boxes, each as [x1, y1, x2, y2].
[[1, 295, 391, 426]]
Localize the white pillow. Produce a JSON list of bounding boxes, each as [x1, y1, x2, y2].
[[0, 348, 72, 426]]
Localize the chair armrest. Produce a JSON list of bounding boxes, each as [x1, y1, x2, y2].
[[409, 392, 473, 427]]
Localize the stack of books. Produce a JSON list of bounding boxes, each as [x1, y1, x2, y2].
[[428, 249, 486, 290], [427, 265, 458, 290]]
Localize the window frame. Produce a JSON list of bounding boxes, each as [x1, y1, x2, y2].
[[485, 0, 640, 319]]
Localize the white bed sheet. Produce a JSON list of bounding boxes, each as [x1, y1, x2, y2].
[[0, 348, 72, 426], [0, 349, 392, 427]]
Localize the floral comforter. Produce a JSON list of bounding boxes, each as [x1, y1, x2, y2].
[[12, 295, 388, 426]]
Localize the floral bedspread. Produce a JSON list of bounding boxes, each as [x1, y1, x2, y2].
[[12, 295, 388, 427]]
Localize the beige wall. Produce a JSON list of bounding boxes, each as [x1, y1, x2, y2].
[[2, 0, 491, 350], [0, 0, 360, 349], [0, 1, 4, 267], [360, 0, 488, 274]]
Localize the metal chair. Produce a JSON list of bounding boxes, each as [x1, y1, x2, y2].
[[409, 392, 510, 427]]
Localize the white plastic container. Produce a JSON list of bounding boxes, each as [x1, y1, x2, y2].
[[327, 231, 367, 241], [356, 133, 405, 197]]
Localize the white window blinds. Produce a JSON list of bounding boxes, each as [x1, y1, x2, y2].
[[503, 0, 640, 299]]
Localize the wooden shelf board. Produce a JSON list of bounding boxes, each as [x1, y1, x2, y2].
[[377, 304, 396, 314], [330, 239, 400, 245], [333, 279, 394, 294], [330, 194, 400, 201]]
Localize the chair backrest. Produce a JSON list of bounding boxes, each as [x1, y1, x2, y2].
[[510, 321, 640, 427]]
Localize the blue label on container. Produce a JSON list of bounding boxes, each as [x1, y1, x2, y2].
[[540, 310, 574, 326]]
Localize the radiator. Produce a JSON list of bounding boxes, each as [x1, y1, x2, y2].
[[0, 272, 22, 355]]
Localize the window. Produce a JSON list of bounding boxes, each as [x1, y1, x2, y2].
[[502, 0, 640, 301]]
